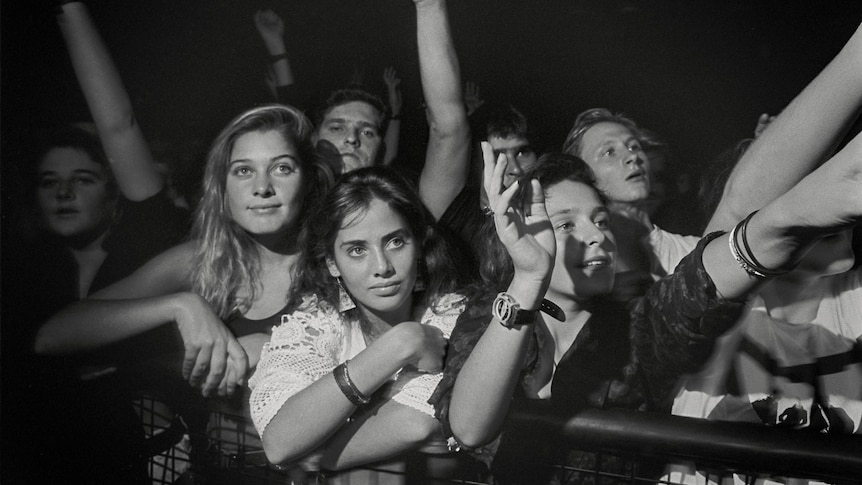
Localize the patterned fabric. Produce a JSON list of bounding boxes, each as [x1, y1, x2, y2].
[[430, 232, 745, 483], [249, 293, 466, 438]]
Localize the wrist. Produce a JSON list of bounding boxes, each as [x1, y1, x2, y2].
[[505, 276, 549, 311]]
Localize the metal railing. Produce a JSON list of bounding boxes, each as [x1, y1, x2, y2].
[[136, 394, 862, 484]]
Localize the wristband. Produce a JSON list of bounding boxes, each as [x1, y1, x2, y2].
[[389, 114, 401, 121], [333, 360, 371, 406], [269, 53, 288, 63]]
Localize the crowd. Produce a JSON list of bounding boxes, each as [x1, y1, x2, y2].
[[1, 2, 860, 485]]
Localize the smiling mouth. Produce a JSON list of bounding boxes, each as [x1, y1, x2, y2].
[[581, 257, 611, 268]]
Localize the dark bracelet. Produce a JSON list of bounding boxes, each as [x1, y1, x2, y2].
[[333, 360, 371, 406], [269, 53, 288, 63], [389, 114, 401, 121]]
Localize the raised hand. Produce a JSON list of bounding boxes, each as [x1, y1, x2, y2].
[[383, 66, 403, 117], [254, 9, 285, 51], [482, 141, 555, 282], [173, 292, 249, 397], [463, 80, 485, 116]]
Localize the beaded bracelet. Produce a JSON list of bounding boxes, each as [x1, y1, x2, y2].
[[333, 360, 370, 406]]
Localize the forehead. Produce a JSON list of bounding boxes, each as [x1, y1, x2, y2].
[[322, 101, 383, 126], [488, 134, 530, 151], [230, 130, 296, 159], [581, 122, 637, 150], [544, 180, 605, 215], [336, 198, 409, 241], [39, 147, 105, 175]]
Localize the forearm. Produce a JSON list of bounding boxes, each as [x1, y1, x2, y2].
[[34, 293, 187, 355], [383, 119, 401, 166], [318, 398, 441, 470], [57, 2, 162, 200], [415, 0, 470, 219], [706, 23, 862, 233], [261, 330, 416, 465], [449, 279, 543, 448]]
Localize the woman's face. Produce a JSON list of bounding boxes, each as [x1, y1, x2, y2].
[[37, 147, 116, 242], [226, 130, 305, 238], [543, 180, 617, 302], [328, 198, 419, 323]]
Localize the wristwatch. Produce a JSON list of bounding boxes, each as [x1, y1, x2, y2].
[[492, 292, 539, 328]]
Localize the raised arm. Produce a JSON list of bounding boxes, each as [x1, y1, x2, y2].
[[382, 66, 403, 166], [447, 142, 556, 448], [414, 0, 470, 220], [56, 2, 163, 201], [254, 9, 296, 103], [34, 242, 248, 397], [705, 22, 862, 234]]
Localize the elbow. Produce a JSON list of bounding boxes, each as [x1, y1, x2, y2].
[[33, 325, 61, 356], [262, 432, 306, 467], [448, 420, 493, 450]]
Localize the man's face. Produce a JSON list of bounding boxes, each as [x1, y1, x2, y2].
[[578, 122, 650, 203], [314, 101, 383, 172], [487, 134, 538, 189]]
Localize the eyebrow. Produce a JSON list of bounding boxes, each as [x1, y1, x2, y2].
[[339, 228, 411, 249], [229, 154, 299, 166], [38, 168, 103, 178], [326, 117, 380, 130]]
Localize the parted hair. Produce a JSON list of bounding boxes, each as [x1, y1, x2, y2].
[[289, 166, 458, 324], [562, 108, 645, 159], [189, 104, 323, 318]]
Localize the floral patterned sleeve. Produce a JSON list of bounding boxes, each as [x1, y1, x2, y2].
[[391, 293, 466, 417], [248, 300, 344, 436], [630, 231, 747, 411]]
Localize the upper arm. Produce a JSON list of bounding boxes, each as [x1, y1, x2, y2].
[[419, 121, 471, 220], [89, 241, 195, 300]]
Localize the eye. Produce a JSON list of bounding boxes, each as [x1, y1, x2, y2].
[[387, 236, 406, 250], [516, 148, 533, 159], [74, 176, 97, 186], [594, 216, 610, 230], [273, 163, 296, 175], [361, 128, 378, 138], [38, 178, 59, 189], [347, 246, 367, 258], [628, 143, 643, 153], [554, 221, 574, 233], [603, 147, 616, 157], [231, 166, 253, 177]]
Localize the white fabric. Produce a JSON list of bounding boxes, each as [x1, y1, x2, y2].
[[248, 293, 465, 437], [644, 225, 700, 277], [666, 268, 862, 485]]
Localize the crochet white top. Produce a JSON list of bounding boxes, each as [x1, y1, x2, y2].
[[248, 293, 466, 437]]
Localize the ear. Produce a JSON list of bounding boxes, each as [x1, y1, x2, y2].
[[326, 257, 340, 278]]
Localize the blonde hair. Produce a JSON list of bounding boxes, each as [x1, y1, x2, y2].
[[189, 105, 319, 318]]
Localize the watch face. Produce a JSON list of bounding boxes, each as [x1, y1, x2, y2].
[[493, 293, 516, 324]]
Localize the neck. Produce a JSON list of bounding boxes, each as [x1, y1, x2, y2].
[[252, 231, 300, 261], [359, 294, 414, 339]]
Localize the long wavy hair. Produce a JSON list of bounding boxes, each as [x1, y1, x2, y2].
[[289, 166, 458, 329], [189, 104, 327, 318], [475, 152, 600, 296]]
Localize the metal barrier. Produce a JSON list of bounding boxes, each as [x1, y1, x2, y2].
[[135, 395, 862, 484]]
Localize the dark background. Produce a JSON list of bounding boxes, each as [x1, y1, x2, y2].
[[3, 0, 862, 208]]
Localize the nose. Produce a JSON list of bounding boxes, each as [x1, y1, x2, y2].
[[579, 222, 606, 247], [57, 180, 75, 200], [373, 250, 395, 278], [344, 128, 359, 147], [253, 173, 275, 197]]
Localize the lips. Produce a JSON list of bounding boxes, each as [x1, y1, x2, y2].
[[248, 203, 281, 212], [369, 282, 401, 296], [625, 170, 646, 182], [580, 255, 612, 269]]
